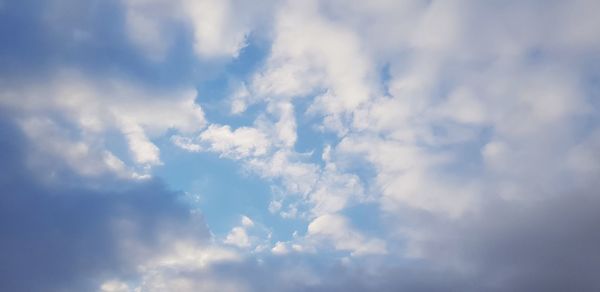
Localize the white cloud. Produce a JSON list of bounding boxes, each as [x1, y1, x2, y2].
[[123, 0, 261, 60], [199, 124, 271, 159], [0, 70, 205, 178], [268, 200, 282, 214], [18, 118, 145, 180], [224, 227, 251, 248], [121, 122, 161, 166], [271, 241, 289, 255], [171, 135, 203, 152], [307, 214, 386, 256], [241, 215, 254, 227], [230, 83, 251, 114], [99, 280, 130, 292], [250, 0, 374, 118], [182, 0, 248, 58], [308, 154, 367, 216], [223, 215, 272, 250], [246, 150, 319, 198], [269, 101, 297, 148], [133, 242, 245, 292]]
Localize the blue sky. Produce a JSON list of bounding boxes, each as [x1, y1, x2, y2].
[[1, 0, 600, 291]]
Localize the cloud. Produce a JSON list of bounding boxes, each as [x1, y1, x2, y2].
[[99, 280, 130, 292], [307, 214, 387, 256], [0, 69, 205, 178], [132, 242, 244, 291], [0, 112, 210, 291], [249, 0, 374, 121], [122, 0, 271, 60], [225, 226, 252, 248], [182, 0, 249, 58], [397, 189, 600, 292], [122, 0, 177, 61], [271, 241, 289, 255], [199, 124, 271, 158]]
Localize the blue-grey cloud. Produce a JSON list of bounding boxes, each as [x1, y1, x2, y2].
[[0, 0, 208, 86], [0, 111, 209, 291]]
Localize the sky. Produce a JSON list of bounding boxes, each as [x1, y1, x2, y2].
[[1, 0, 600, 291]]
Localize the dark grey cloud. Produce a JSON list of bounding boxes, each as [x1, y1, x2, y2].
[[385, 191, 600, 292], [452, 193, 600, 292]]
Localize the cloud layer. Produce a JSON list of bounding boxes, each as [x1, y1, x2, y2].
[[1, 0, 600, 291]]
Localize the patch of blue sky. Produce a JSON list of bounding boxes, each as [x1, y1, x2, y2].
[[379, 62, 393, 96], [253, 202, 308, 242], [153, 135, 307, 242], [149, 34, 318, 240], [154, 135, 271, 235], [104, 129, 137, 166], [293, 94, 341, 164]]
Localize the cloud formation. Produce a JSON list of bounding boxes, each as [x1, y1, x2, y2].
[[1, 0, 600, 291]]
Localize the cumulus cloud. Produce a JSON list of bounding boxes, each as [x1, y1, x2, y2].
[[225, 226, 252, 248]]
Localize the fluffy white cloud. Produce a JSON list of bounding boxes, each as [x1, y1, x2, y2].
[[0, 70, 205, 178], [127, 242, 245, 292], [271, 241, 289, 255], [241, 215, 255, 227], [307, 214, 386, 256], [225, 226, 251, 248], [182, 0, 249, 58], [201, 124, 271, 158], [222, 215, 273, 250], [249, 0, 374, 118]]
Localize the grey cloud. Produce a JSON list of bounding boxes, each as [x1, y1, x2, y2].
[[453, 193, 600, 291], [386, 190, 600, 292], [0, 111, 209, 291], [191, 189, 600, 292], [0, 0, 200, 86]]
